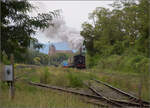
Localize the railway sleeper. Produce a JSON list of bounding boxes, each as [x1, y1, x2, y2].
[[92, 79, 150, 106], [84, 82, 150, 108]]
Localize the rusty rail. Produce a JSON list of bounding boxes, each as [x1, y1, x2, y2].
[[28, 81, 150, 108], [93, 79, 150, 105], [28, 81, 123, 107], [84, 83, 123, 107], [84, 83, 150, 107]]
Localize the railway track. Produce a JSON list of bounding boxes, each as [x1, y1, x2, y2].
[[92, 79, 150, 106], [27, 81, 150, 108], [84, 82, 150, 108], [13, 67, 150, 107], [28, 81, 122, 107]]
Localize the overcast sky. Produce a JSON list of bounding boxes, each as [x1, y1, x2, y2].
[[29, 1, 113, 44]]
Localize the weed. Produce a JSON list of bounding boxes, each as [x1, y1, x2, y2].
[[67, 72, 83, 88], [40, 67, 50, 84]]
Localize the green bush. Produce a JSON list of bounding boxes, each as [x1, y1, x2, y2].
[[66, 70, 98, 88], [67, 72, 83, 88], [96, 54, 150, 74], [86, 54, 101, 68], [33, 57, 41, 65], [97, 55, 122, 70]]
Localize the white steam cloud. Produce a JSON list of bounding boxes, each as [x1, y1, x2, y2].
[[44, 15, 84, 50], [29, 1, 84, 50]]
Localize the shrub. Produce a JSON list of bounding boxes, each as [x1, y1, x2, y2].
[[96, 54, 150, 75], [67, 72, 83, 88], [33, 57, 41, 65], [40, 67, 50, 84]]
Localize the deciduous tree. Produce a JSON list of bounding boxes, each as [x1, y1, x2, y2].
[[1, 0, 54, 62]]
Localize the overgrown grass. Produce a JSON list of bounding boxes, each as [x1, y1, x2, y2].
[[0, 82, 94, 108], [0, 64, 149, 108], [93, 54, 150, 100], [0, 66, 97, 108], [38, 66, 98, 88]]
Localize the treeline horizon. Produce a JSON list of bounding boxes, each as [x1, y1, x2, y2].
[[81, 0, 149, 70], [1, 0, 149, 71]]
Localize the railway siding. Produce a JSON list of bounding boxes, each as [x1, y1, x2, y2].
[[28, 81, 150, 108]]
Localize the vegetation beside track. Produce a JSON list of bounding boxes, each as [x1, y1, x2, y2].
[[0, 66, 97, 108], [0, 65, 149, 107], [1, 82, 93, 108]]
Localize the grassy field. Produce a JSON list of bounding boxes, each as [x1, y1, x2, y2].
[[0, 83, 94, 108], [0, 64, 150, 108]]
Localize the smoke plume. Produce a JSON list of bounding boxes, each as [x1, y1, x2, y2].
[[44, 15, 84, 50], [30, 1, 84, 50]]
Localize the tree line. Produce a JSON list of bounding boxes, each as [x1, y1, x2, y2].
[[81, 0, 149, 67]]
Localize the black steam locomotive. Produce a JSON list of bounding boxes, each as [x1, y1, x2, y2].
[[73, 54, 86, 69], [62, 47, 86, 69]]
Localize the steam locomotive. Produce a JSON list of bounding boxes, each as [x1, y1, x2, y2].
[[62, 47, 86, 69], [62, 54, 85, 69]]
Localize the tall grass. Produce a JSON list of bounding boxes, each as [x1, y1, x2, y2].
[[0, 82, 94, 108], [1, 64, 149, 108], [37, 67, 98, 88], [94, 54, 150, 100], [40, 67, 50, 84]]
